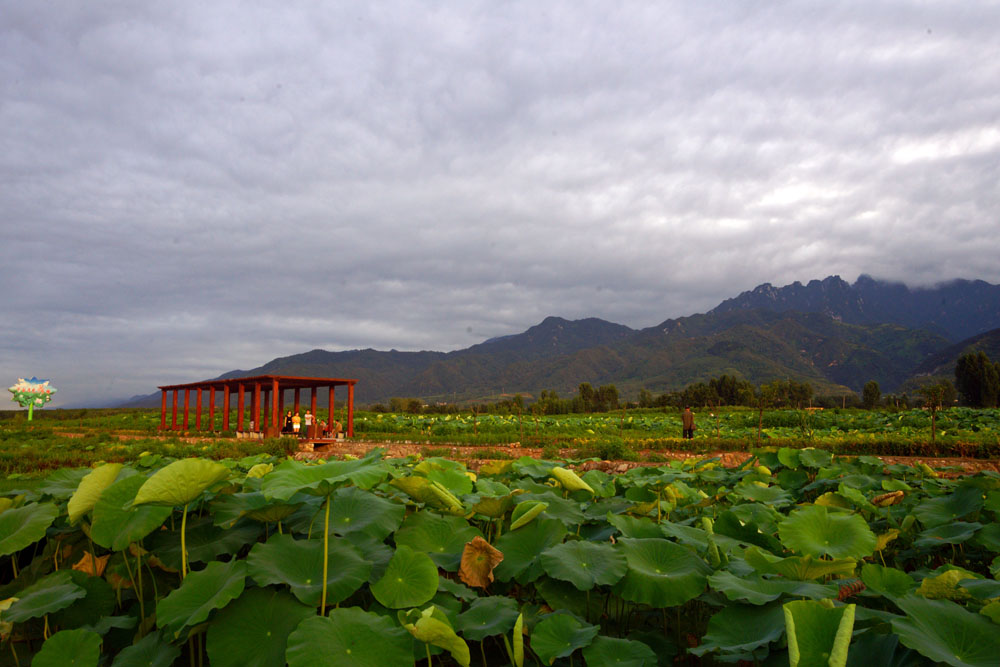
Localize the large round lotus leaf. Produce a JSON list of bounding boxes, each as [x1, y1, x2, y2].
[[32, 628, 101, 667], [456, 596, 520, 641], [708, 571, 836, 606], [913, 487, 984, 528], [844, 631, 920, 667], [246, 533, 370, 606], [891, 594, 1000, 666], [860, 563, 914, 598], [341, 532, 394, 583], [582, 636, 657, 667], [958, 578, 1000, 600], [110, 629, 182, 667], [469, 493, 516, 519], [4, 570, 86, 622], [540, 541, 627, 591], [616, 538, 710, 607], [145, 516, 261, 570], [0, 502, 58, 557], [206, 588, 314, 667], [426, 467, 474, 496], [37, 468, 90, 500], [390, 476, 463, 513], [286, 608, 412, 666], [777, 447, 801, 469], [50, 570, 115, 630], [779, 505, 876, 559], [134, 458, 231, 507], [689, 601, 786, 659], [67, 463, 124, 524], [914, 521, 983, 549], [607, 513, 662, 539], [972, 522, 1000, 552], [262, 458, 389, 501], [370, 544, 439, 609], [783, 600, 855, 667], [732, 482, 793, 506], [744, 546, 857, 581], [798, 448, 833, 468], [155, 559, 246, 638], [659, 520, 710, 551], [328, 485, 404, 539], [91, 475, 172, 551], [394, 510, 481, 570], [530, 613, 599, 664], [712, 510, 783, 553], [494, 517, 567, 583]]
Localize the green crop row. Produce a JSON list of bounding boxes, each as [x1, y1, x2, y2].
[[0, 445, 998, 665]]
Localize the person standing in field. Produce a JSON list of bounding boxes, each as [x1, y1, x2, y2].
[[682, 407, 695, 439], [283, 411, 293, 433], [292, 412, 301, 435], [304, 410, 314, 437]]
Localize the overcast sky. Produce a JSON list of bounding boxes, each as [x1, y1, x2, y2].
[[3, 2, 999, 407]]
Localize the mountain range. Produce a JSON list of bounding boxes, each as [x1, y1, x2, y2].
[[121, 275, 1000, 407]]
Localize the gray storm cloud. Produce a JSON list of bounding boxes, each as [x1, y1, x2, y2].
[[2, 1, 998, 406]]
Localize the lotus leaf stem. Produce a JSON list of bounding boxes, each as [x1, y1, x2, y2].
[[10, 556, 17, 580], [8, 638, 19, 667], [321, 495, 331, 613], [181, 503, 189, 579]]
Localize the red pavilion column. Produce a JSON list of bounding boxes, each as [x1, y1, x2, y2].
[[222, 387, 231, 432], [270, 378, 280, 437], [347, 383, 355, 437], [328, 385, 335, 430], [208, 387, 216, 431], [171, 390, 179, 430], [253, 382, 261, 433], [183, 389, 190, 430], [195, 388, 203, 430], [160, 390, 167, 431], [237, 384, 245, 432], [309, 388, 317, 438]]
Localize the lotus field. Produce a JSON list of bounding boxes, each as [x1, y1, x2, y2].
[[1, 446, 1000, 666]]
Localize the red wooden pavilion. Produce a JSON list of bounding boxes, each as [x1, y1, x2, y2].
[[157, 375, 357, 438]]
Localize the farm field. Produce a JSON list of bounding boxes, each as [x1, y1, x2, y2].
[[1, 408, 999, 665]]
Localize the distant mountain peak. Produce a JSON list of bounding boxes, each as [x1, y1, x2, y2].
[[712, 274, 1000, 341]]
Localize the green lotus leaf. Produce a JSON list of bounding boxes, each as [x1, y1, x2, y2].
[[32, 628, 101, 667], [394, 510, 481, 570], [510, 501, 548, 530], [914, 521, 982, 549], [134, 458, 231, 507], [246, 533, 370, 606], [426, 467, 474, 496], [581, 469, 616, 498], [455, 596, 520, 641], [402, 606, 470, 667], [913, 486, 984, 528], [341, 532, 393, 583], [390, 475, 464, 513], [0, 501, 59, 557], [582, 636, 657, 667], [784, 600, 855, 667], [328, 485, 404, 539], [916, 568, 979, 600], [80, 615, 136, 636], [708, 570, 837, 605], [286, 609, 412, 666], [145, 516, 261, 569], [712, 510, 782, 553], [206, 587, 314, 667], [540, 541, 627, 591], [972, 522, 1000, 552], [891, 594, 1000, 666], [550, 467, 594, 494], [814, 492, 852, 509], [836, 484, 877, 513], [860, 563, 914, 598], [732, 482, 793, 506], [262, 457, 389, 501], [779, 505, 876, 559], [798, 448, 833, 468], [438, 576, 478, 602], [67, 463, 124, 524], [777, 447, 801, 469], [844, 631, 920, 667], [110, 630, 182, 667], [37, 468, 90, 500], [607, 513, 662, 539], [50, 570, 115, 630], [515, 492, 586, 527], [744, 546, 857, 580], [535, 577, 604, 621], [530, 614, 599, 665], [91, 475, 172, 551], [245, 463, 273, 478], [494, 517, 567, 583], [689, 601, 786, 659], [616, 538, 711, 607], [469, 493, 516, 518], [475, 478, 511, 495], [4, 570, 86, 622], [981, 600, 1000, 624], [370, 544, 439, 609], [958, 578, 1000, 600], [246, 502, 301, 524], [155, 559, 246, 638]]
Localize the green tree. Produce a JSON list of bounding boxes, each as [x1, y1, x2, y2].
[[577, 383, 596, 412], [955, 351, 1000, 407], [638, 388, 654, 408], [916, 380, 955, 442], [862, 381, 881, 410]]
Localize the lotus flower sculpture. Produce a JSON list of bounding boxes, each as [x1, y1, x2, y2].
[[8, 377, 56, 420]]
